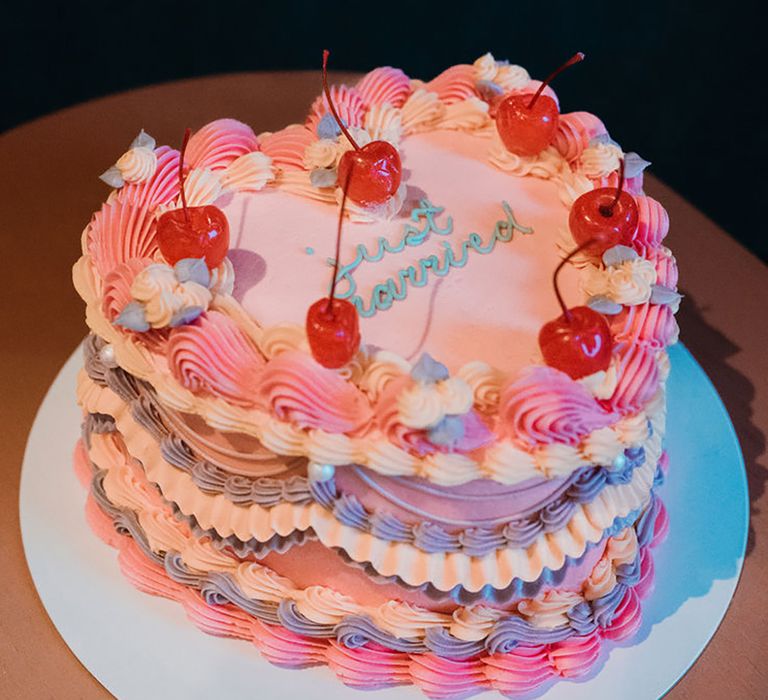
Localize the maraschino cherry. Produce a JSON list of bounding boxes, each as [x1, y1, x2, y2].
[[305, 167, 361, 369], [538, 240, 613, 379], [569, 157, 638, 257], [157, 128, 230, 268], [496, 52, 585, 157], [322, 50, 402, 207]]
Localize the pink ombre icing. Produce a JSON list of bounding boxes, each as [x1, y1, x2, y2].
[[553, 111, 607, 162], [118, 146, 181, 211], [185, 119, 260, 172], [633, 195, 670, 252], [609, 344, 661, 415], [601, 588, 642, 642], [424, 64, 478, 104], [610, 303, 679, 350], [167, 311, 265, 407], [548, 630, 602, 677], [325, 642, 410, 687], [410, 655, 488, 697], [102, 257, 153, 322], [649, 248, 679, 289], [483, 645, 553, 695], [500, 366, 616, 447], [305, 84, 366, 133], [86, 198, 159, 278], [255, 350, 372, 434], [251, 619, 326, 667], [355, 67, 412, 108], [259, 125, 316, 171]]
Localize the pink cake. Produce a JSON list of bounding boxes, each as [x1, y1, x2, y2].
[[73, 52, 676, 697]]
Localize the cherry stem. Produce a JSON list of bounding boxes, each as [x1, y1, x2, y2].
[[528, 52, 585, 110], [179, 127, 191, 226], [322, 49, 360, 151], [600, 157, 626, 218], [553, 238, 597, 322], [326, 163, 355, 315]]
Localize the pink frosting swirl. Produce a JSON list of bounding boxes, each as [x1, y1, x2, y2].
[[410, 655, 488, 698], [424, 64, 478, 104], [631, 195, 670, 253], [260, 125, 317, 171], [648, 247, 679, 289], [635, 547, 655, 599], [102, 257, 152, 322], [86, 197, 159, 278], [256, 350, 373, 434], [548, 629, 601, 678], [609, 303, 679, 350], [186, 119, 260, 171], [251, 619, 326, 667], [356, 67, 411, 108], [117, 146, 180, 211], [601, 588, 642, 642], [306, 85, 366, 133], [608, 344, 660, 415], [553, 111, 607, 162], [325, 641, 409, 687], [167, 311, 265, 407], [652, 499, 670, 547], [500, 367, 617, 447], [483, 645, 552, 695]]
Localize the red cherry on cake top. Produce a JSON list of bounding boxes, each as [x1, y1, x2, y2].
[[322, 50, 402, 207], [157, 128, 230, 269], [496, 52, 584, 157], [306, 167, 361, 369], [569, 157, 638, 258], [538, 240, 613, 379]]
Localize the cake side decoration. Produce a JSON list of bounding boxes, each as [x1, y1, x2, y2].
[[156, 128, 231, 269], [320, 50, 402, 209], [72, 52, 678, 697], [496, 52, 584, 156], [99, 129, 158, 188]]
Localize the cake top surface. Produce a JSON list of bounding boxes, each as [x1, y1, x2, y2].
[[74, 52, 678, 488], [227, 127, 581, 373]]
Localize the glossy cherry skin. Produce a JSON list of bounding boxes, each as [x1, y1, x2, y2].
[[539, 306, 613, 379], [337, 140, 402, 207], [496, 94, 559, 157], [569, 189, 639, 258], [306, 297, 360, 369], [157, 205, 230, 268]]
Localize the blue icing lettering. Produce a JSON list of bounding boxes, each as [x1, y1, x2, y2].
[[330, 199, 533, 317]]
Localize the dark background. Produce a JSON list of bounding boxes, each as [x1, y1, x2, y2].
[[2, 1, 764, 261]]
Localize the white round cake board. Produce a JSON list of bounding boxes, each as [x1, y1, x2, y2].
[[19, 342, 748, 700]]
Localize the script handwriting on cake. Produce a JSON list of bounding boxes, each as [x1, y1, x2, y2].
[[330, 199, 533, 317]]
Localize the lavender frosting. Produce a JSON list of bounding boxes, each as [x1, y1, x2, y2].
[[85, 446, 659, 656], [83, 335, 653, 559]]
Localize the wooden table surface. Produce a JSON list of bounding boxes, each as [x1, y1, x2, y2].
[[1, 72, 766, 699]]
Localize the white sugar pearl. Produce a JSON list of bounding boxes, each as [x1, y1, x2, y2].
[[308, 462, 336, 482], [611, 452, 627, 472], [98, 343, 116, 366]]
